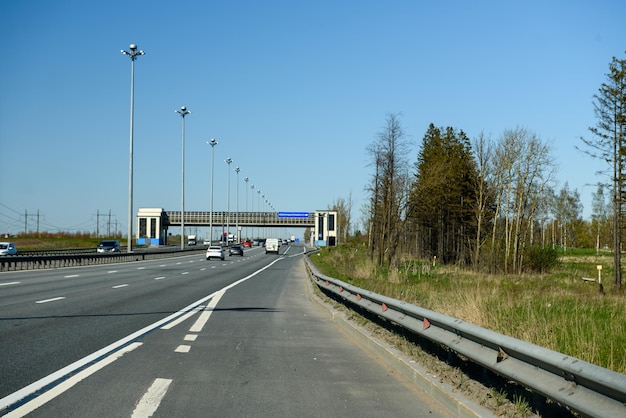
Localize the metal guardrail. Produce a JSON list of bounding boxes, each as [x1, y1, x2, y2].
[[304, 256, 626, 418], [0, 246, 205, 272], [14, 247, 124, 256]]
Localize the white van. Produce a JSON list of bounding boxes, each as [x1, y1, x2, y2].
[[265, 238, 279, 254]]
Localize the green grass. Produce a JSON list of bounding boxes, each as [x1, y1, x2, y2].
[[7, 235, 109, 250], [309, 245, 626, 374]]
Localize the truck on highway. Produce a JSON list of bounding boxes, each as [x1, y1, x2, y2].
[[187, 234, 197, 246]]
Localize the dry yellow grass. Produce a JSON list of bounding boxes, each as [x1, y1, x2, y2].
[[311, 247, 626, 374]]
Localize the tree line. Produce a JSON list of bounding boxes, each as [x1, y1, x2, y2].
[[340, 52, 625, 292]]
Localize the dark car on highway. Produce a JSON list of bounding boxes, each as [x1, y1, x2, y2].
[[229, 244, 244, 256], [97, 240, 120, 253]]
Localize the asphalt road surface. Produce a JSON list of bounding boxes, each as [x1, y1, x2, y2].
[[0, 243, 447, 417]]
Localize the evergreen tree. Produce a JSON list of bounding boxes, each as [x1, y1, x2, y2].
[[409, 124, 479, 264], [580, 52, 626, 291]]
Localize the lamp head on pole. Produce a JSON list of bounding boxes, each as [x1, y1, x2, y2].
[[176, 106, 191, 117], [121, 44, 144, 59]]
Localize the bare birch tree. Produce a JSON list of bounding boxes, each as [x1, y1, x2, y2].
[[366, 114, 410, 267], [491, 128, 554, 273], [470, 132, 496, 270]]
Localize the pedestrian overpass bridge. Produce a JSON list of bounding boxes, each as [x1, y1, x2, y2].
[[136, 208, 337, 246], [165, 210, 316, 227]]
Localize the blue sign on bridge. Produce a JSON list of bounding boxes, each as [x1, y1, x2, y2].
[[277, 211, 310, 219]]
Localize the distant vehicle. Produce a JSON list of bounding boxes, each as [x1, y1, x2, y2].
[[206, 245, 225, 261], [221, 233, 235, 243], [188, 234, 197, 246], [97, 240, 120, 253], [0, 242, 17, 256], [203, 239, 212, 246], [252, 239, 261, 246], [242, 240, 252, 247], [265, 238, 279, 254], [229, 244, 244, 256]]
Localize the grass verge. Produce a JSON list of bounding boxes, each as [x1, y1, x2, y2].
[[309, 245, 626, 375]]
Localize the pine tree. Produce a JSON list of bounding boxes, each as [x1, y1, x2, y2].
[[581, 52, 626, 291]]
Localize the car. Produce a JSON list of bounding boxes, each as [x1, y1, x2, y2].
[[206, 245, 225, 260], [203, 239, 212, 246], [229, 244, 244, 256], [242, 240, 252, 247], [97, 240, 120, 253], [0, 242, 17, 256], [252, 239, 261, 246]]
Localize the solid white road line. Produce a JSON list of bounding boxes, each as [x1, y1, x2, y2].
[[0, 282, 20, 286], [4, 343, 143, 418], [131, 378, 172, 418], [189, 290, 225, 333], [112, 284, 129, 289], [160, 305, 205, 330]]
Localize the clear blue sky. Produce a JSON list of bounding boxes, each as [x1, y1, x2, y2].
[[1, 0, 624, 237]]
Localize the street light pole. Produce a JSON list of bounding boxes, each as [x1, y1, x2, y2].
[[235, 167, 240, 243], [244, 177, 249, 240], [176, 106, 191, 250], [121, 43, 144, 253], [258, 190, 262, 238], [250, 184, 255, 239], [225, 157, 233, 243], [262, 194, 266, 238], [207, 139, 218, 244]]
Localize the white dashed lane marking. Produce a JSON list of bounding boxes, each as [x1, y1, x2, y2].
[[35, 297, 66, 304]]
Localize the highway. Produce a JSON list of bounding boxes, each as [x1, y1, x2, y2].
[[0, 243, 446, 417]]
